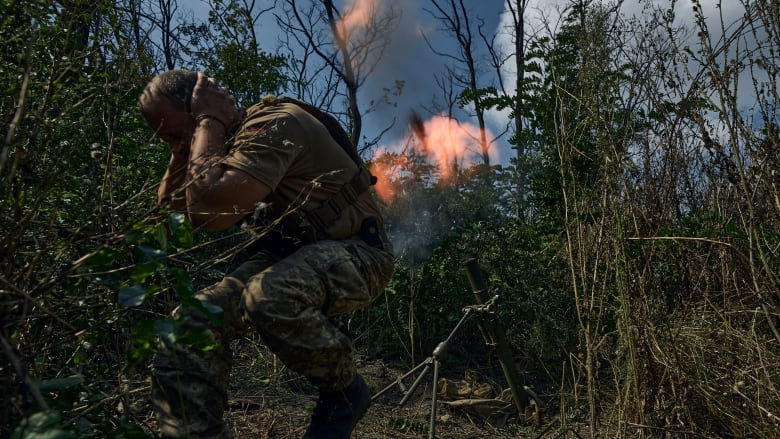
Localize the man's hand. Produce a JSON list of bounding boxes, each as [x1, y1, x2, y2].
[[190, 72, 242, 130]]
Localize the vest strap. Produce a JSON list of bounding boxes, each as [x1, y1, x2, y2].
[[304, 168, 372, 233]]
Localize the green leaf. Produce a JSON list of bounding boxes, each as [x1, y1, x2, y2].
[[137, 245, 166, 263], [26, 411, 61, 430], [179, 326, 219, 352], [154, 319, 176, 348], [37, 375, 84, 392], [173, 224, 194, 249], [85, 247, 124, 270], [127, 319, 161, 367], [170, 267, 193, 298], [169, 213, 193, 248], [118, 284, 147, 307], [11, 411, 74, 439], [129, 261, 158, 284], [72, 418, 93, 436], [152, 223, 168, 250], [168, 212, 185, 232], [124, 227, 143, 245], [201, 301, 224, 327]]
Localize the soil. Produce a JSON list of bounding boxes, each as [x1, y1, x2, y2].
[[168, 337, 565, 439]]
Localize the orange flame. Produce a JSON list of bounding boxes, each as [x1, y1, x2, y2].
[[370, 114, 497, 204], [418, 115, 489, 181], [370, 147, 409, 203]]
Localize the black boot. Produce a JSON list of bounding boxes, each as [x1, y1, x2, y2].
[[302, 374, 372, 439]]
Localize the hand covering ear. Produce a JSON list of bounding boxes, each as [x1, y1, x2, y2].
[[190, 72, 242, 130]]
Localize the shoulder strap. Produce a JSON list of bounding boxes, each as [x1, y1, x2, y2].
[[304, 167, 373, 232], [276, 96, 377, 185], [254, 96, 378, 239]]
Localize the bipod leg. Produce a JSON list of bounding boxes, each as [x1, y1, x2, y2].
[[399, 359, 431, 406], [373, 307, 477, 438], [372, 357, 433, 406], [425, 308, 474, 438], [429, 356, 441, 439]]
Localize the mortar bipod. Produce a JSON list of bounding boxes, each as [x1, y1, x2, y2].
[[371, 258, 541, 438]]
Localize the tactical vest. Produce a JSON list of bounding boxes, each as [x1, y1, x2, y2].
[[244, 96, 377, 254]]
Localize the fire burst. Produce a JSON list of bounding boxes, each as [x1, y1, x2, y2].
[[370, 113, 497, 204]]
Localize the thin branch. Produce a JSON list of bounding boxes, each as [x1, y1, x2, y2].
[[0, 332, 50, 412], [0, 23, 35, 185]]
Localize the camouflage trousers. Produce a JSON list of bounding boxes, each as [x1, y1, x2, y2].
[[151, 238, 395, 439]]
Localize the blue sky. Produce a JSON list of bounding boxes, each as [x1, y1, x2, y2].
[[353, 0, 753, 164], [180, 0, 754, 165], [183, 0, 507, 158]]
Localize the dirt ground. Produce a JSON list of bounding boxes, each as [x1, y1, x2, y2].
[[193, 338, 564, 439]]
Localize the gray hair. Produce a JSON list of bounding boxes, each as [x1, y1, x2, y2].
[[139, 69, 198, 120]]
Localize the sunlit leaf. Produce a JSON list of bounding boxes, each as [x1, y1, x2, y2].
[[154, 320, 176, 348], [137, 245, 166, 263], [118, 284, 147, 307], [126, 320, 158, 368], [179, 326, 219, 352], [168, 212, 185, 232]]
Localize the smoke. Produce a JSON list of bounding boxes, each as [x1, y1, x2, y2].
[[340, 0, 380, 33], [385, 193, 455, 263], [360, 0, 455, 142], [370, 113, 497, 261], [345, 0, 507, 260]]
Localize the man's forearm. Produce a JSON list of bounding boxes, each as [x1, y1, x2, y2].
[[157, 150, 189, 211], [185, 117, 232, 227], [188, 117, 228, 187]]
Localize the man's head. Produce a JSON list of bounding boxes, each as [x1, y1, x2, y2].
[[139, 69, 199, 144]]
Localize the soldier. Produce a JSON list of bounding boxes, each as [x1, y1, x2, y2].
[[138, 70, 395, 438]]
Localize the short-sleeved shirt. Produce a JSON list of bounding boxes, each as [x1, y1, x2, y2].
[[222, 100, 383, 239]]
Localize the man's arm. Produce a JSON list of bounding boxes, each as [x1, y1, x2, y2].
[[185, 117, 271, 231], [183, 73, 271, 231], [157, 149, 189, 211]]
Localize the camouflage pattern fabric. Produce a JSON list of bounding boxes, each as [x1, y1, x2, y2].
[[152, 237, 394, 438]]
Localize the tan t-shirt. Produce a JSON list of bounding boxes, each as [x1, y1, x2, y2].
[[222, 100, 382, 239]]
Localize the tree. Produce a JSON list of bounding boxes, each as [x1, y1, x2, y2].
[[277, 0, 399, 153], [183, 0, 288, 104], [498, 0, 531, 152], [0, 0, 162, 434], [483, 0, 533, 219], [423, 0, 496, 166], [56, 0, 102, 61], [520, 1, 638, 434]]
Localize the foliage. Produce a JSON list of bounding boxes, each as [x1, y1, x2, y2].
[[358, 162, 575, 378], [181, 0, 289, 105], [0, 2, 221, 435]]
